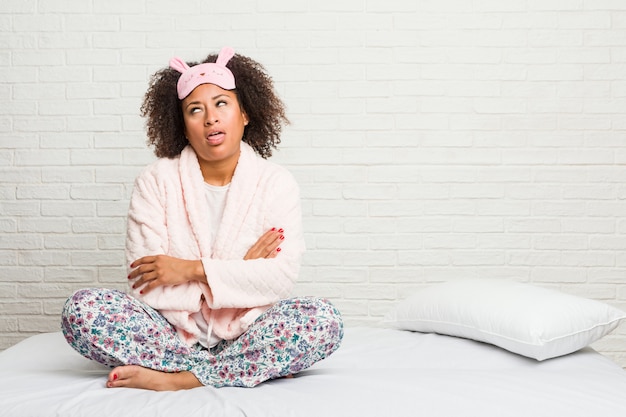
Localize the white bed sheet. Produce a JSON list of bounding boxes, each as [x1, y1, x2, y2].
[[1, 327, 625, 417]]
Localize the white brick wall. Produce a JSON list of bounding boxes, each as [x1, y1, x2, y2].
[[1, 0, 625, 366]]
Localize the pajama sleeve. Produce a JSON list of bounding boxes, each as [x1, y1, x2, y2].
[[125, 165, 204, 312], [201, 168, 306, 310]]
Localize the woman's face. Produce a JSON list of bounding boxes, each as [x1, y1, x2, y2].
[[181, 83, 248, 173]]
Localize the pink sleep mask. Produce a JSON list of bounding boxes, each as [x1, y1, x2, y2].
[[169, 46, 236, 99]]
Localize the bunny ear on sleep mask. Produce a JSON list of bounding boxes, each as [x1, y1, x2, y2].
[[169, 46, 236, 100]]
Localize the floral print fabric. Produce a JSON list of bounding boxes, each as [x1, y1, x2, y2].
[[62, 288, 343, 388]]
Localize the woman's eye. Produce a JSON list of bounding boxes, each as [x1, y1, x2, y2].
[[190, 107, 202, 114], [216, 100, 227, 107]]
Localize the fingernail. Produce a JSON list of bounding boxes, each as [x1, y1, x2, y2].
[[139, 290, 143, 294], [280, 235, 284, 240], [276, 247, 281, 252], [127, 274, 131, 279], [130, 263, 135, 268], [113, 374, 118, 380], [278, 228, 284, 233], [271, 227, 276, 231]]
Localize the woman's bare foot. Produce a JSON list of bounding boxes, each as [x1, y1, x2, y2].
[[106, 365, 202, 391]]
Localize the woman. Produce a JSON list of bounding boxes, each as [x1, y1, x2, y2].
[[61, 47, 343, 391]]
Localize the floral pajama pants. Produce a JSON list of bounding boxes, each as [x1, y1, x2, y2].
[[61, 288, 343, 388]]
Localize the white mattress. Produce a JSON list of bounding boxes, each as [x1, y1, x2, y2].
[[1, 327, 625, 417]]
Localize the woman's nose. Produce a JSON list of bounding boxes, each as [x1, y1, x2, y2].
[[204, 111, 218, 125]]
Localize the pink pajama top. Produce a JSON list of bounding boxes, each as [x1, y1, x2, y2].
[[125, 142, 305, 346]]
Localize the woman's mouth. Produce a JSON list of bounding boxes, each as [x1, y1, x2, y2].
[[206, 131, 225, 145]]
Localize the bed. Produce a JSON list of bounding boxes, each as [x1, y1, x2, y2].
[[1, 279, 625, 417]]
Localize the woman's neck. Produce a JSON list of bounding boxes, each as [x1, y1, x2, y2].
[[198, 157, 238, 186]]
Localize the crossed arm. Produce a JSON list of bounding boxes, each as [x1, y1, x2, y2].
[[128, 227, 286, 295]]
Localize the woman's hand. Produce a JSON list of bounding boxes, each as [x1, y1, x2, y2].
[[244, 228, 284, 260], [128, 255, 204, 295]]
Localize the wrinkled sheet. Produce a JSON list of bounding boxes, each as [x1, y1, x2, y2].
[[1, 327, 625, 417]]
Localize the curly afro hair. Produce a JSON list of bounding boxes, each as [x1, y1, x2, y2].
[[140, 51, 289, 159]]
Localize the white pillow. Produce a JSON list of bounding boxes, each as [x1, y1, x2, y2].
[[382, 279, 626, 361]]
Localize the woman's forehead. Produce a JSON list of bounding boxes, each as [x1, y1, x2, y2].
[[183, 83, 237, 102]]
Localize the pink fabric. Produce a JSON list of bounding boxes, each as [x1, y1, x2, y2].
[[125, 142, 305, 345], [170, 46, 236, 99]]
